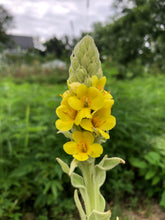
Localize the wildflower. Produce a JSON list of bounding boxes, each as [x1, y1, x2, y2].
[[63, 131, 103, 161], [92, 75, 106, 91], [80, 103, 116, 139], [92, 75, 114, 106], [56, 91, 77, 131], [56, 36, 124, 220], [68, 84, 104, 125]]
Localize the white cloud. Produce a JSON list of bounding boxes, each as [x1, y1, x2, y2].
[[0, 0, 114, 41]]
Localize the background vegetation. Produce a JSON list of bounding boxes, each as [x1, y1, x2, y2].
[[0, 0, 165, 219]]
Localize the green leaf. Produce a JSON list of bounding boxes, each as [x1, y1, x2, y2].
[[95, 166, 106, 187], [43, 182, 51, 194], [51, 182, 58, 199], [98, 193, 106, 212], [130, 158, 147, 169], [74, 190, 87, 220], [160, 191, 165, 208], [97, 157, 125, 171], [56, 158, 69, 175], [144, 152, 161, 165], [71, 173, 85, 189], [89, 210, 111, 220], [145, 169, 157, 180], [152, 176, 160, 185], [69, 158, 78, 176]]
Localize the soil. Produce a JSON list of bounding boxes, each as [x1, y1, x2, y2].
[[123, 204, 165, 220]]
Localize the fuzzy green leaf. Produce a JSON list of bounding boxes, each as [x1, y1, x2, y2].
[[89, 210, 111, 220], [74, 190, 87, 220], [56, 158, 69, 175], [69, 158, 78, 176], [97, 157, 125, 171], [71, 173, 85, 189], [95, 166, 106, 187]]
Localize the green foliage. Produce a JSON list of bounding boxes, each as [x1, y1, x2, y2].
[[0, 80, 74, 218], [130, 148, 165, 207], [91, 0, 165, 78], [44, 35, 71, 61], [0, 74, 165, 218], [0, 5, 13, 48], [103, 75, 165, 207]]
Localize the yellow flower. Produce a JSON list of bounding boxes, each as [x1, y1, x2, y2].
[[56, 104, 77, 131], [56, 91, 77, 131], [92, 75, 114, 106], [67, 84, 104, 125], [63, 131, 103, 161], [80, 103, 116, 139], [92, 75, 106, 91]]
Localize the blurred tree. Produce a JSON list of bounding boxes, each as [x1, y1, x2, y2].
[[44, 35, 72, 61], [0, 5, 13, 45], [92, 0, 165, 77]]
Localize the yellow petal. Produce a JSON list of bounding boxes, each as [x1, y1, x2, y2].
[[90, 93, 104, 110], [73, 153, 89, 161], [103, 91, 113, 100], [100, 115, 116, 130], [61, 91, 71, 105], [63, 141, 78, 155], [91, 75, 98, 87], [92, 76, 106, 90], [77, 84, 88, 98], [91, 76, 98, 87], [88, 143, 103, 158], [75, 108, 92, 125], [98, 77, 106, 89], [56, 105, 71, 120], [104, 99, 114, 108], [83, 131, 95, 145], [72, 131, 84, 142], [93, 106, 110, 118], [68, 96, 82, 110], [72, 131, 94, 145], [97, 128, 110, 139], [80, 119, 93, 132], [56, 119, 73, 131], [88, 87, 99, 99]]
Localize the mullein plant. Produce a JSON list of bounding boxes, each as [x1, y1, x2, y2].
[[56, 35, 125, 220]]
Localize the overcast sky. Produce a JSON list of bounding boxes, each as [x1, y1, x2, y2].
[[0, 0, 115, 41]]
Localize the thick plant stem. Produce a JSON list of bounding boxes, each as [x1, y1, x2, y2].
[[57, 156, 124, 219], [78, 159, 102, 218]]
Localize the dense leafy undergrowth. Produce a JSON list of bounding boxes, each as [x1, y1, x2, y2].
[[0, 75, 165, 219]]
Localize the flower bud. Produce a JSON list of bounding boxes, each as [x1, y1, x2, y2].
[[68, 35, 103, 85]]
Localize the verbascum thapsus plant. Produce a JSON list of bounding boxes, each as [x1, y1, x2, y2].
[[56, 35, 125, 220]]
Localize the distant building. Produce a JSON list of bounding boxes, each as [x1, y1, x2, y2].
[[9, 35, 34, 50]]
